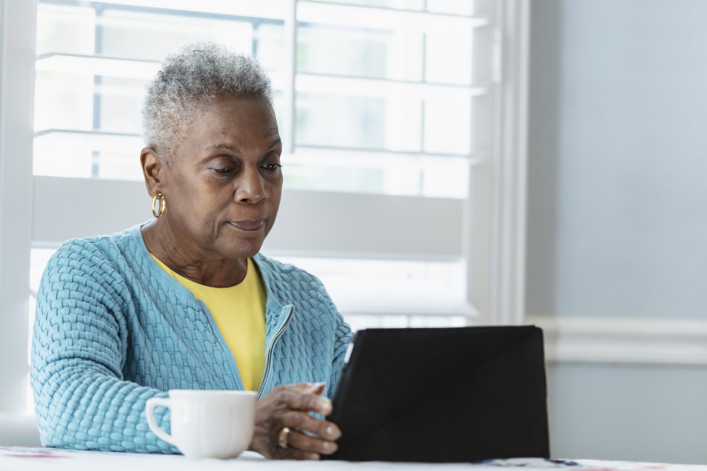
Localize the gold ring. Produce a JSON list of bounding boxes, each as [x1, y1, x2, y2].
[[278, 427, 291, 449]]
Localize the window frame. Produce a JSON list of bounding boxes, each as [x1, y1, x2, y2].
[[0, 0, 37, 417], [0, 0, 530, 423]]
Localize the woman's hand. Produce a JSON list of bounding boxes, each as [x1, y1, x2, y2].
[[249, 382, 342, 460]]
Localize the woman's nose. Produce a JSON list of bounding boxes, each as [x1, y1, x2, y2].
[[235, 166, 266, 203]]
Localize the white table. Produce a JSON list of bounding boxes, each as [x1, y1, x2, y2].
[[2, 447, 707, 471]]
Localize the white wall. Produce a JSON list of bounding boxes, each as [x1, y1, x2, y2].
[[546, 362, 707, 463], [527, 0, 707, 464]]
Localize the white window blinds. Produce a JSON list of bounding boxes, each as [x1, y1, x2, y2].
[[0, 0, 530, 415]]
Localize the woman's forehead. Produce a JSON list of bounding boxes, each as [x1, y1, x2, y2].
[[173, 97, 280, 157], [195, 95, 276, 127]]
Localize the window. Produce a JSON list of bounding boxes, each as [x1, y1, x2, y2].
[[0, 0, 529, 418]]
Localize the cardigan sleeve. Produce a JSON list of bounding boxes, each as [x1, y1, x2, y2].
[[30, 239, 177, 453], [314, 277, 353, 399], [327, 315, 353, 399]]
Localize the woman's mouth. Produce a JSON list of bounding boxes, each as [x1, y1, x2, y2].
[[229, 219, 265, 231]]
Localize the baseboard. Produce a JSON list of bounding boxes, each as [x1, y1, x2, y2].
[[527, 315, 707, 366], [0, 414, 41, 446]]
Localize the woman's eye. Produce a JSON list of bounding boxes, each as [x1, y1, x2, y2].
[[214, 167, 235, 175], [261, 163, 282, 172]]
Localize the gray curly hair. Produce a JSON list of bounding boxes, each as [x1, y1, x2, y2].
[[142, 41, 273, 164]]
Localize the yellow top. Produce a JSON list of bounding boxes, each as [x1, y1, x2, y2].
[[151, 255, 267, 391]]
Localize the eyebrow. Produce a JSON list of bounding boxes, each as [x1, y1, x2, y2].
[[204, 137, 282, 154], [266, 136, 282, 151], [205, 143, 241, 153]]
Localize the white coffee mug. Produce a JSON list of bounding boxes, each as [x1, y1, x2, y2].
[[145, 389, 257, 459]]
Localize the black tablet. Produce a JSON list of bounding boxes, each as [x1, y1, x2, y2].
[[325, 325, 550, 462]]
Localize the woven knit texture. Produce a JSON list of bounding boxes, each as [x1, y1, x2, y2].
[[31, 224, 352, 453]]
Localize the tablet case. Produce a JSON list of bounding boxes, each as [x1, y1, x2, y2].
[[325, 326, 549, 462]]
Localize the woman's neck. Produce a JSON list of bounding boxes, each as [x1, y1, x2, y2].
[[141, 220, 248, 288]]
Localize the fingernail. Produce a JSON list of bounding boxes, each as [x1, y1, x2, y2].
[[326, 425, 341, 440], [320, 398, 332, 413], [323, 441, 337, 453]]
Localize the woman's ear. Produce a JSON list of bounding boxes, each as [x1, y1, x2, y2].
[[141, 147, 163, 196]]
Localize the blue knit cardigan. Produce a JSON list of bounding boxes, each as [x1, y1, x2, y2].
[[30, 224, 352, 453]]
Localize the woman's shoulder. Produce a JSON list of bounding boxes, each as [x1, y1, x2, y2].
[[254, 253, 316, 279], [253, 253, 325, 292], [49, 225, 146, 272]]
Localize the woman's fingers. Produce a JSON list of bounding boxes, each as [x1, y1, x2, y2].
[[275, 446, 321, 461], [281, 409, 341, 442], [288, 382, 327, 395], [286, 428, 338, 456], [250, 383, 341, 460], [279, 388, 333, 415]]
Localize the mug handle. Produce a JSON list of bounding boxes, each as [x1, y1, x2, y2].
[[145, 397, 176, 446]]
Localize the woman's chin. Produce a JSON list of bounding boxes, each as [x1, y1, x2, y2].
[[221, 238, 266, 259]]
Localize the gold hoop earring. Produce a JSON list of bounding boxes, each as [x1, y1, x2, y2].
[[152, 192, 166, 218]]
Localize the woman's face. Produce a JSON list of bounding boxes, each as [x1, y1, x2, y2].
[[159, 95, 283, 262]]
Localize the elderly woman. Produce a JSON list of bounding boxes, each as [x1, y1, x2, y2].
[[30, 42, 352, 460]]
